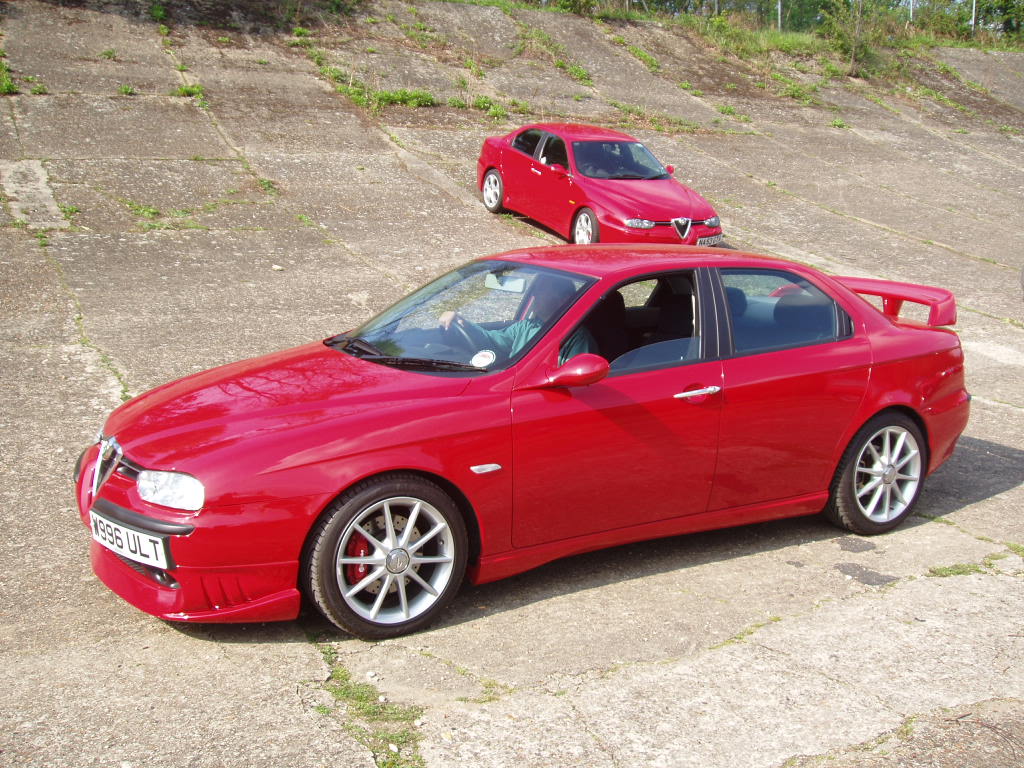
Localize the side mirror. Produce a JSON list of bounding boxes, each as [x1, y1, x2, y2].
[[665, 164, 675, 175], [550, 163, 569, 177], [544, 353, 609, 388]]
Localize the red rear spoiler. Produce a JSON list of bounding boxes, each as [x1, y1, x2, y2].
[[837, 276, 957, 327]]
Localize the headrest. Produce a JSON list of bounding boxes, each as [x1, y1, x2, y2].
[[774, 291, 833, 329], [725, 286, 747, 317]]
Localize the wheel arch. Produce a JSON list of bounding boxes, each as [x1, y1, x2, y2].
[[303, 468, 482, 569], [853, 404, 931, 468]]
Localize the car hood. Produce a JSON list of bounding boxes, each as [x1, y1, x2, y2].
[[582, 177, 716, 220], [104, 342, 471, 471]]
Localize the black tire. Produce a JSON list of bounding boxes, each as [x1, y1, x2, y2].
[[572, 207, 600, 244], [303, 473, 468, 640], [824, 412, 927, 535], [481, 169, 505, 213]]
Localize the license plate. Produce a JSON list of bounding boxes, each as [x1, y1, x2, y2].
[[697, 234, 724, 246], [90, 509, 171, 569]]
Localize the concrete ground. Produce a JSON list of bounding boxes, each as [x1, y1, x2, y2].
[[1, 1, 1022, 766]]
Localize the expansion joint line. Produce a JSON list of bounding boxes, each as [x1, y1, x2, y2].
[[163, 38, 258, 184], [43, 248, 131, 402]]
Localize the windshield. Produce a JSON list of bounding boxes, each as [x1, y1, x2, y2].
[[572, 140, 668, 180], [330, 261, 593, 373]]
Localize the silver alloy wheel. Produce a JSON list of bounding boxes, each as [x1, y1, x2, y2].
[[335, 496, 456, 625], [852, 426, 922, 523], [482, 172, 501, 210], [574, 211, 593, 243]]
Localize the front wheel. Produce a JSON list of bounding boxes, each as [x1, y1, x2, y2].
[[824, 412, 927, 535], [304, 474, 468, 639], [572, 207, 599, 244]]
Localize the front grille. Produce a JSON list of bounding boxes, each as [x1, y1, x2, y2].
[[672, 217, 693, 240]]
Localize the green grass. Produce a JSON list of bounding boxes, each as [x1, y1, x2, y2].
[[609, 100, 701, 134], [927, 563, 984, 577], [173, 83, 205, 98], [101, 48, 118, 60], [831, 117, 848, 128], [678, 15, 827, 61], [121, 199, 161, 219], [611, 35, 660, 72], [516, 24, 592, 86], [118, 84, 137, 96], [0, 60, 18, 95], [149, 3, 167, 22], [555, 59, 592, 85]]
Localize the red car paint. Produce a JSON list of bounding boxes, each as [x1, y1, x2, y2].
[[477, 123, 723, 244], [75, 245, 968, 626]]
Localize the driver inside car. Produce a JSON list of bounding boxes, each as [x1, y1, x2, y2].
[[439, 275, 596, 365]]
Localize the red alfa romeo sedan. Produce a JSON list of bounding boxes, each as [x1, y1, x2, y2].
[[477, 123, 724, 246], [75, 246, 968, 639]]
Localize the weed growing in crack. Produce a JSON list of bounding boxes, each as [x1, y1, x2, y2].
[[927, 563, 984, 577], [313, 645, 426, 768]]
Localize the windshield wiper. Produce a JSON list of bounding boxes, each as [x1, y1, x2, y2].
[[326, 335, 386, 357], [611, 173, 647, 180], [361, 355, 485, 372]]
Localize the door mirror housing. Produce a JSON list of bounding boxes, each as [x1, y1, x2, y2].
[[543, 354, 609, 388], [665, 164, 675, 175], [550, 163, 569, 177]]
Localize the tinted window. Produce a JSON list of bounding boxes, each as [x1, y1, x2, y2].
[[540, 136, 568, 168], [512, 129, 542, 157], [721, 269, 848, 354], [571, 140, 667, 179]]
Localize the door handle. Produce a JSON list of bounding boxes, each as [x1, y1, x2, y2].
[[673, 386, 721, 399], [530, 167, 543, 175]]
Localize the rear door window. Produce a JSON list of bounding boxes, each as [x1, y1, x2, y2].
[[720, 268, 850, 355]]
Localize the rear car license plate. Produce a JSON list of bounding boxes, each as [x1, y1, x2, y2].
[[697, 234, 724, 246], [89, 509, 171, 569]]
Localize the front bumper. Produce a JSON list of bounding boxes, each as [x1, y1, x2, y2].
[[599, 217, 724, 246], [75, 443, 317, 624]]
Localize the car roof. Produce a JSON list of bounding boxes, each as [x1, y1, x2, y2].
[[480, 244, 813, 281], [518, 123, 638, 143]]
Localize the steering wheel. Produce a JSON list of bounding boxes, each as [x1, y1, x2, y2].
[[446, 317, 476, 351]]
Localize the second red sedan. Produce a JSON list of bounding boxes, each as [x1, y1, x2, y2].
[[477, 122, 724, 246]]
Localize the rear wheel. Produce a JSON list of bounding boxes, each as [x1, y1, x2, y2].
[[824, 412, 926, 535], [573, 208, 599, 244], [304, 474, 468, 639], [482, 169, 505, 213]]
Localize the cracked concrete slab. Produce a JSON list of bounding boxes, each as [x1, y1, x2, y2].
[[0, 159, 66, 228], [2, 2, 1022, 767]]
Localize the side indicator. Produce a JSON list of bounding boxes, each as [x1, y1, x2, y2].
[[470, 463, 502, 474]]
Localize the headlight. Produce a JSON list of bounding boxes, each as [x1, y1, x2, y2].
[[703, 215, 721, 228], [137, 470, 205, 511], [625, 218, 655, 229]]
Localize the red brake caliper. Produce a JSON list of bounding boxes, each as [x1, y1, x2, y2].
[[345, 533, 371, 585]]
